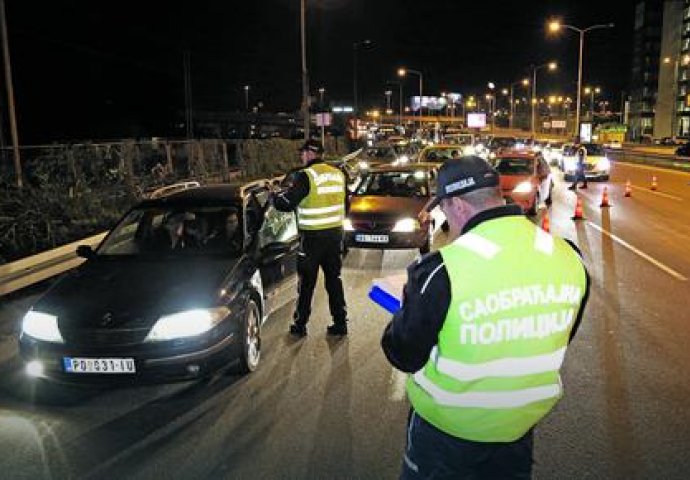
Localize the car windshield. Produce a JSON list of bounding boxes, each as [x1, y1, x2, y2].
[[421, 148, 462, 162], [491, 137, 517, 148], [356, 171, 429, 197], [365, 147, 395, 158], [494, 158, 534, 175], [98, 205, 244, 257], [583, 144, 605, 156]]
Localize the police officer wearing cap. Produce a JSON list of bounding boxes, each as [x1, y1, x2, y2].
[[273, 139, 349, 337], [382, 156, 590, 479]]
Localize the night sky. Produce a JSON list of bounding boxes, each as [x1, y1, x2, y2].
[[3, 0, 634, 143]]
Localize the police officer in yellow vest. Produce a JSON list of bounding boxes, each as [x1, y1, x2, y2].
[[274, 139, 349, 337], [382, 156, 590, 479]]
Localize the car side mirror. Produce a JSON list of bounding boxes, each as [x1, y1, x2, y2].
[[76, 245, 96, 259]]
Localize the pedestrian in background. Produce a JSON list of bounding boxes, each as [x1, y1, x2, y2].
[[273, 139, 350, 337], [382, 156, 590, 479], [568, 145, 588, 190]]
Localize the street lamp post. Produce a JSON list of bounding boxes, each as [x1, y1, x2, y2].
[[244, 85, 250, 111], [352, 39, 373, 120], [531, 62, 557, 138], [584, 86, 601, 121], [398, 68, 423, 128], [549, 20, 615, 141], [509, 78, 530, 130], [300, 0, 309, 140]]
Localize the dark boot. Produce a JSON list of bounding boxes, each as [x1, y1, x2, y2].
[[326, 323, 348, 336], [289, 323, 308, 337]]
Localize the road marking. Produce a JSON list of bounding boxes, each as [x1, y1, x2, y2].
[[628, 185, 683, 202], [390, 369, 408, 401], [586, 221, 688, 282]]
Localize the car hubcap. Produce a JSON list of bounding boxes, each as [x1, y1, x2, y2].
[[246, 305, 260, 368]]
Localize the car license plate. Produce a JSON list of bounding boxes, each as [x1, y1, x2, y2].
[[63, 357, 136, 374], [356, 234, 389, 244]]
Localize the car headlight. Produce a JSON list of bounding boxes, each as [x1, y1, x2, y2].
[[516, 142, 525, 150], [475, 143, 485, 153], [343, 218, 354, 231], [597, 158, 611, 171], [488, 152, 496, 160], [512, 181, 533, 194], [392, 218, 419, 233], [21, 310, 64, 343], [397, 155, 410, 164], [145, 307, 230, 342], [358, 161, 369, 170]]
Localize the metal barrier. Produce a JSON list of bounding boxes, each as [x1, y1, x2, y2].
[[608, 149, 690, 172], [0, 232, 107, 296]]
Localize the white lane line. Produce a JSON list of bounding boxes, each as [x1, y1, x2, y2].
[[586, 221, 688, 282], [628, 185, 683, 202], [390, 369, 408, 401]]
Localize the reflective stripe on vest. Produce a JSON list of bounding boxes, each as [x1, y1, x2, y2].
[[407, 216, 587, 443], [298, 164, 346, 230]]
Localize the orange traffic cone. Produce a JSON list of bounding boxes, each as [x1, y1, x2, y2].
[[540, 210, 551, 233], [651, 176, 658, 191], [599, 186, 611, 208], [624, 180, 632, 197], [572, 196, 585, 220]]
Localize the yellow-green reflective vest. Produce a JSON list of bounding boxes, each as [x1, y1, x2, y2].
[[298, 163, 346, 230], [407, 216, 587, 443]]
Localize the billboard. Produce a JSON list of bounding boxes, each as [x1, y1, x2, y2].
[[467, 113, 487, 129], [580, 123, 593, 143], [411, 96, 448, 112]]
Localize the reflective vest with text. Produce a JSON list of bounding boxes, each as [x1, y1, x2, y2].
[[297, 163, 346, 230], [406, 216, 587, 442]]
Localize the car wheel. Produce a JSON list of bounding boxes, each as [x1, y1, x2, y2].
[[544, 182, 554, 206], [236, 299, 261, 374], [526, 195, 538, 216]]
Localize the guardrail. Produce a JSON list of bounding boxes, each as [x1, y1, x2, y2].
[[0, 232, 106, 296]]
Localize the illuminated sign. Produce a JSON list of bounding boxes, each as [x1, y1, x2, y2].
[[467, 113, 487, 128]]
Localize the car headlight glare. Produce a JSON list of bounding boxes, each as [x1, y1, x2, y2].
[[398, 155, 409, 164], [343, 218, 354, 231], [358, 161, 369, 170], [21, 311, 64, 343], [564, 158, 578, 171], [512, 181, 534, 194], [145, 307, 230, 342], [392, 218, 419, 233], [475, 143, 485, 153], [597, 158, 611, 171]]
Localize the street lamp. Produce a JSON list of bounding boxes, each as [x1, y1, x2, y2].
[[300, 0, 309, 140], [398, 67, 423, 127], [509, 78, 530, 130], [353, 39, 373, 119], [531, 62, 557, 137], [548, 19, 615, 140], [319, 87, 326, 106], [584, 86, 601, 121], [244, 85, 250, 111]]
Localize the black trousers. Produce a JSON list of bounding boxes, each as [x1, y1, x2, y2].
[[294, 228, 347, 325], [401, 411, 533, 480]]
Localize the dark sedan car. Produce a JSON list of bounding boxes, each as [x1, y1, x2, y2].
[[344, 164, 443, 254], [19, 182, 299, 384]]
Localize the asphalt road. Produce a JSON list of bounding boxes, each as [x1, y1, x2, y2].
[[0, 159, 689, 479]]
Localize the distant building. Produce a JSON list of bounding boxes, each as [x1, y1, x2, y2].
[[629, 0, 690, 141]]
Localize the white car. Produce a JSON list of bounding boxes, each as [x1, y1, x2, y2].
[[562, 144, 611, 181]]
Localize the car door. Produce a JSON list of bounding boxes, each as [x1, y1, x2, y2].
[[255, 204, 299, 316]]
